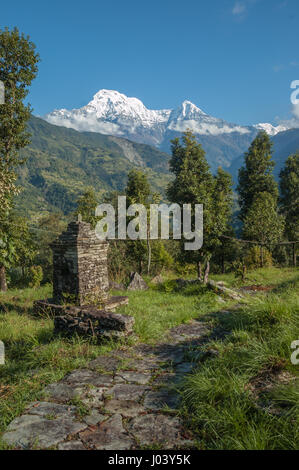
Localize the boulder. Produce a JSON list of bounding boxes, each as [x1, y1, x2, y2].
[[151, 274, 163, 285], [109, 280, 125, 291], [127, 272, 148, 291]]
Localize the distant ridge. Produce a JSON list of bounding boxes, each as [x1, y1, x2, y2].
[[43, 89, 288, 172]]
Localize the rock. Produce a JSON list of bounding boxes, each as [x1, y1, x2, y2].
[[169, 322, 208, 343], [82, 410, 107, 426], [62, 369, 114, 387], [58, 440, 86, 450], [104, 399, 144, 417], [143, 390, 180, 411], [25, 402, 77, 418], [127, 414, 184, 447], [54, 308, 134, 342], [2, 414, 87, 449], [108, 384, 149, 401], [80, 414, 133, 450], [127, 272, 148, 291], [109, 281, 125, 291], [43, 383, 86, 403], [104, 295, 129, 310], [115, 371, 152, 385], [207, 280, 243, 300], [88, 355, 121, 372], [175, 362, 195, 374], [81, 387, 108, 407], [151, 274, 163, 285]]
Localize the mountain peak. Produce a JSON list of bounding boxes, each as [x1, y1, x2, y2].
[[178, 100, 207, 118], [43, 89, 288, 148]]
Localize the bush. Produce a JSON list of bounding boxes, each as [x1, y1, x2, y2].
[[244, 245, 272, 269], [27, 265, 43, 288]]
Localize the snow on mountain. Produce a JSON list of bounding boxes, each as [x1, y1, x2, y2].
[[44, 89, 292, 171], [253, 122, 288, 136], [44, 89, 255, 146], [45, 90, 171, 145]]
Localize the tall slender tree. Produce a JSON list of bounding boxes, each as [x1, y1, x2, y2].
[[279, 153, 299, 241], [167, 131, 233, 282], [242, 192, 285, 266], [237, 131, 278, 222], [0, 27, 39, 290], [125, 169, 160, 274]]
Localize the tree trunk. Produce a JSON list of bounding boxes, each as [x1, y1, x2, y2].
[[260, 246, 264, 268], [0, 265, 7, 292], [203, 260, 210, 284], [197, 261, 202, 281], [147, 233, 151, 275], [221, 254, 225, 274], [242, 264, 246, 282], [293, 243, 297, 267]]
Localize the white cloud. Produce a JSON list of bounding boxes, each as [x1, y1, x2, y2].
[[45, 113, 124, 136], [168, 119, 250, 136], [232, 0, 259, 19], [232, 1, 246, 16], [278, 104, 299, 130]]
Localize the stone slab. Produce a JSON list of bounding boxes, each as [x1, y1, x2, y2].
[[80, 414, 134, 450]]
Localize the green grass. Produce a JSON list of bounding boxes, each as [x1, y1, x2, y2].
[[0, 267, 298, 450], [211, 266, 298, 289], [180, 270, 299, 450]]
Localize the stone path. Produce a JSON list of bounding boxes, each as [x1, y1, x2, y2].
[[2, 318, 222, 450]]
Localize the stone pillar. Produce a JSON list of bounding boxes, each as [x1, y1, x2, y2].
[[51, 219, 109, 306]]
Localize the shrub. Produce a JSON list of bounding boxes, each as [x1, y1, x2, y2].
[[27, 265, 43, 288], [244, 245, 272, 270]]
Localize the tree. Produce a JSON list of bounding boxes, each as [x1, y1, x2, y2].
[[125, 169, 160, 275], [237, 131, 278, 221], [0, 213, 36, 290], [242, 192, 285, 267], [33, 213, 67, 283], [0, 27, 39, 289], [279, 153, 299, 241], [167, 131, 233, 282], [74, 187, 100, 229]]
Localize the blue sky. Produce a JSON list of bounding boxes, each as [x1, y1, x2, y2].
[[1, 0, 299, 125]]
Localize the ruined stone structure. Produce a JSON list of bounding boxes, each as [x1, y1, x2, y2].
[[34, 218, 131, 342], [51, 219, 109, 306]]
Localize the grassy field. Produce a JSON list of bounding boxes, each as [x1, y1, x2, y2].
[[0, 267, 298, 449], [180, 269, 299, 450]]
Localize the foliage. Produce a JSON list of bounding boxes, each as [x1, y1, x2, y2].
[[74, 187, 100, 229], [167, 131, 233, 280], [0, 27, 39, 215], [0, 213, 36, 287], [32, 213, 67, 283], [279, 153, 299, 241], [15, 116, 171, 219], [232, 260, 247, 282], [244, 245, 273, 270], [237, 131, 279, 222], [242, 192, 285, 246], [27, 265, 43, 288], [125, 169, 161, 275]]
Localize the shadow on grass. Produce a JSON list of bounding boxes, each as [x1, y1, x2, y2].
[[0, 300, 36, 316], [270, 274, 299, 295]]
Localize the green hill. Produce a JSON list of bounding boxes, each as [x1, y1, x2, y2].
[[16, 116, 172, 219]]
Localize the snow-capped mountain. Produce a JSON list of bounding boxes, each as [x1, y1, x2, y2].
[[253, 122, 288, 136], [43, 89, 288, 172], [44, 89, 256, 143]]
